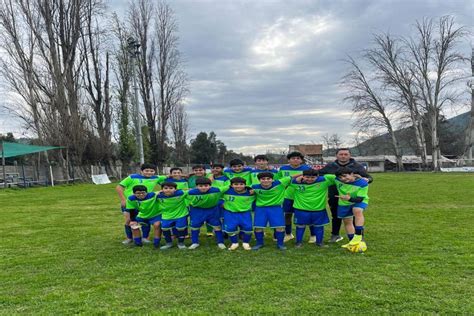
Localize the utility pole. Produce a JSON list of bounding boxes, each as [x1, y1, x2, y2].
[[127, 37, 145, 165]]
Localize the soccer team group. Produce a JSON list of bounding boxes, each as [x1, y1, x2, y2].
[[116, 149, 372, 252]]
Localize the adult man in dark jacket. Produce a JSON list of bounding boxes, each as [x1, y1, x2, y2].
[[319, 148, 373, 243]]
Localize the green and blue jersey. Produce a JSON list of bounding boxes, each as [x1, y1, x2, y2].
[[277, 165, 313, 200], [126, 192, 160, 219], [335, 178, 369, 206], [119, 174, 166, 197], [187, 187, 227, 209], [290, 175, 336, 211], [249, 167, 279, 185], [222, 187, 255, 213], [251, 177, 291, 207], [156, 190, 189, 220], [224, 167, 252, 185]]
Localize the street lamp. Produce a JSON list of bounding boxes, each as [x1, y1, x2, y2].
[[127, 37, 145, 165]]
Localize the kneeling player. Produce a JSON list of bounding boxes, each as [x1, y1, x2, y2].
[[291, 169, 336, 247], [127, 185, 162, 248], [187, 177, 226, 249], [335, 167, 369, 252], [222, 177, 255, 250], [251, 172, 291, 250], [156, 182, 189, 250]]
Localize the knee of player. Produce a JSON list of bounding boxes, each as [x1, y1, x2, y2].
[[153, 222, 161, 229], [352, 207, 364, 216]]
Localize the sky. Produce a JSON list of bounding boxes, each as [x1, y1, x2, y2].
[[0, 0, 472, 154]]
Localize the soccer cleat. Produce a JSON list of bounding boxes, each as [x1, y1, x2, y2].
[[217, 243, 226, 250], [341, 242, 351, 249], [316, 242, 329, 248], [206, 232, 214, 237], [142, 238, 151, 244], [228, 243, 239, 251], [177, 243, 187, 249], [329, 235, 344, 243], [188, 243, 200, 250], [252, 244, 264, 251], [122, 239, 133, 245], [277, 245, 287, 250], [308, 236, 316, 244], [295, 242, 303, 248], [349, 234, 363, 245], [160, 243, 174, 250], [242, 243, 251, 250], [284, 234, 295, 243]]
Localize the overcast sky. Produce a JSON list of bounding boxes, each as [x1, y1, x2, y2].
[[0, 0, 472, 154]]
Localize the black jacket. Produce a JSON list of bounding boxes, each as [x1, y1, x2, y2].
[[319, 158, 373, 199]]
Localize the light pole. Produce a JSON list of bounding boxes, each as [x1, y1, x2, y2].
[[127, 37, 145, 165]]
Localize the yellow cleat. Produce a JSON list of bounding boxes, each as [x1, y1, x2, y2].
[[348, 234, 362, 245]]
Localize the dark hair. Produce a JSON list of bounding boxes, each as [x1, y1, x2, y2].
[[302, 169, 319, 177], [161, 182, 177, 189], [140, 163, 156, 171], [230, 177, 246, 185], [192, 165, 205, 170], [286, 151, 304, 160], [195, 177, 212, 185], [335, 166, 354, 177], [257, 172, 274, 180], [336, 148, 351, 154], [132, 185, 147, 193], [254, 154, 268, 162], [170, 167, 183, 173], [212, 164, 224, 169], [229, 159, 244, 167]]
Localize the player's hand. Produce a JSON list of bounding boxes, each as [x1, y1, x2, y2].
[[249, 189, 255, 195], [335, 194, 351, 201]]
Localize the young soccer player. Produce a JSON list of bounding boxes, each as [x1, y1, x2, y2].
[[251, 172, 291, 250], [224, 159, 252, 185], [250, 154, 279, 185], [222, 177, 255, 250], [187, 177, 226, 249], [211, 164, 230, 188], [126, 185, 162, 248], [187, 165, 212, 188], [116, 163, 165, 244], [160, 167, 189, 190], [335, 167, 369, 251], [291, 169, 336, 247], [156, 182, 189, 250], [277, 152, 313, 242]]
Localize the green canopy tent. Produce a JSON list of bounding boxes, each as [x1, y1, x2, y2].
[[1, 141, 62, 188]]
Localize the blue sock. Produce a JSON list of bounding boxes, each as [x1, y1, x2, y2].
[[229, 234, 238, 244], [315, 226, 324, 244], [239, 231, 244, 240], [215, 230, 224, 244], [310, 225, 316, 237], [191, 229, 200, 244], [273, 229, 277, 240], [141, 224, 150, 239], [347, 233, 354, 240], [163, 230, 172, 243], [133, 237, 142, 246], [285, 223, 292, 235], [124, 225, 132, 239], [276, 231, 284, 247], [153, 237, 161, 247], [296, 226, 305, 243], [243, 232, 251, 243], [355, 226, 364, 235], [178, 230, 185, 243], [255, 231, 264, 245], [172, 227, 178, 237]]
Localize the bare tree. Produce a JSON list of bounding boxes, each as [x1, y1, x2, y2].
[[343, 56, 404, 171], [170, 103, 188, 165], [464, 48, 474, 162], [406, 17, 467, 170]]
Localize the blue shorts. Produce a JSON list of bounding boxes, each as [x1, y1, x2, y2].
[[161, 215, 188, 230], [294, 209, 330, 227], [254, 205, 285, 228], [218, 200, 225, 219], [283, 198, 294, 214], [190, 206, 222, 229], [223, 210, 252, 234], [337, 203, 368, 218], [136, 214, 162, 226]]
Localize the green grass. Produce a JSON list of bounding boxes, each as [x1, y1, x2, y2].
[[1, 173, 473, 314]]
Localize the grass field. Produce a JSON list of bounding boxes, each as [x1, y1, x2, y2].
[[1, 173, 473, 314]]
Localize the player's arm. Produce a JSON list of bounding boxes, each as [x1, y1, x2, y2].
[[353, 164, 373, 183], [116, 176, 132, 206], [323, 174, 336, 185]]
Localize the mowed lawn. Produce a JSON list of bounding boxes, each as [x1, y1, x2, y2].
[[0, 173, 473, 314]]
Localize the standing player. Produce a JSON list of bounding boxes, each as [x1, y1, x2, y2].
[[251, 172, 291, 250], [277, 152, 312, 242], [160, 167, 189, 190], [291, 169, 336, 247], [126, 185, 162, 248], [335, 167, 370, 251], [250, 155, 279, 185], [187, 165, 213, 189], [224, 159, 252, 185], [222, 177, 255, 250], [116, 163, 165, 244]]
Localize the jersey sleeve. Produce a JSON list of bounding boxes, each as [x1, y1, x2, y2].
[[156, 175, 167, 184], [278, 176, 292, 187], [119, 176, 132, 188], [125, 198, 137, 210], [356, 185, 369, 200], [323, 174, 336, 185]]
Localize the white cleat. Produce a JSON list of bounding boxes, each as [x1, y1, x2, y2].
[[177, 243, 187, 249], [217, 243, 226, 249], [242, 243, 251, 250], [142, 238, 151, 244], [308, 236, 316, 244], [228, 243, 239, 251], [188, 243, 200, 250], [284, 234, 294, 243], [122, 239, 133, 245]]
